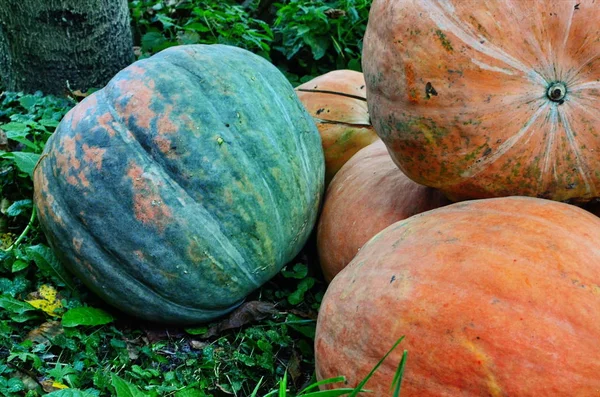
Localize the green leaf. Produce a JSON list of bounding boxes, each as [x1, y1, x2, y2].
[[184, 326, 208, 335], [0, 295, 37, 314], [288, 277, 315, 305], [347, 58, 361, 71], [0, 274, 29, 297], [303, 34, 329, 60], [281, 263, 308, 279], [39, 118, 60, 128], [184, 22, 210, 32], [5, 199, 32, 217], [26, 244, 76, 290], [5, 377, 25, 393], [0, 121, 28, 134], [141, 32, 167, 52], [62, 307, 114, 327], [175, 388, 204, 397], [1, 152, 40, 177], [19, 95, 43, 110], [0, 295, 40, 322], [11, 259, 29, 273], [111, 373, 149, 397]]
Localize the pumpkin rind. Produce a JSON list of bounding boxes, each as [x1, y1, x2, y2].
[[33, 44, 325, 324], [363, 0, 600, 202], [317, 140, 449, 282], [295, 70, 379, 185], [315, 196, 600, 395]]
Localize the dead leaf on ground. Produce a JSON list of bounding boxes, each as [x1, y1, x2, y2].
[[189, 340, 208, 350], [142, 326, 184, 344], [0, 130, 7, 151], [216, 383, 234, 395], [200, 301, 278, 339], [25, 321, 63, 344], [70, 90, 90, 99], [325, 8, 346, 18], [287, 349, 302, 384], [25, 285, 63, 317], [289, 308, 318, 320], [40, 380, 69, 393], [126, 343, 140, 361]]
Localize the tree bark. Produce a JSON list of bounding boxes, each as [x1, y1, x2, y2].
[[0, 0, 134, 95]]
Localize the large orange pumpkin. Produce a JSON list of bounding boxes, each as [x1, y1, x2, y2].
[[296, 70, 379, 185], [317, 140, 449, 282], [362, 0, 600, 203], [315, 196, 600, 396]]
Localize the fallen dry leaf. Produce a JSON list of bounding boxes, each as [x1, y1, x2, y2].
[[142, 326, 185, 344], [41, 380, 69, 393], [200, 301, 278, 339], [0, 130, 7, 151], [289, 308, 318, 320], [286, 349, 302, 384], [189, 340, 208, 350], [25, 285, 62, 316], [25, 321, 64, 344]]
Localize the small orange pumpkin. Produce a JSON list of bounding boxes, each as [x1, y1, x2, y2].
[[317, 140, 450, 282], [363, 0, 600, 203], [296, 70, 379, 185]]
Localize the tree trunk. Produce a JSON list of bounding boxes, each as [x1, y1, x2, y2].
[[0, 0, 134, 95]]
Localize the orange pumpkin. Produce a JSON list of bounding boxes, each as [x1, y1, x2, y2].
[[296, 70, 379, 185], [315, 196, 600, 395], [362, 0, 600, 203], [317, 140, 449, 282]]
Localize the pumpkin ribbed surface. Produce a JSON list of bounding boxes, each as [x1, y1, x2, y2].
[[295, 70, 378, 185], [34, 44, 324, 324], [317, 140, 449, 282], [363, 0, 600, 202], [316, 196, 600, 396]]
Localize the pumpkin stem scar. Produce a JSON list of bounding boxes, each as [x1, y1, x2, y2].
[[547, 82, 567, 103]]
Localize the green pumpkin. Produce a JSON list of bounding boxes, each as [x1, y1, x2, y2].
[[33, 44, 325, 324]]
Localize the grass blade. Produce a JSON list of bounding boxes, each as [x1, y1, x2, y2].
[[250, 377, 263, 397], [279, 371, 288, 397], [299, 376, 346, 394], [301, 389, 360, 397], [348, 336, 405, 397], [391, 350, 408, 397]]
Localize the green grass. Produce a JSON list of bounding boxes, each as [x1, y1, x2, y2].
[[128, 0, 372, 85]]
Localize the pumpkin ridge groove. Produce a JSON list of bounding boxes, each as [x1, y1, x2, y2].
[[461, 102, 549, 179], [557, 106, 594, 195], [561, 2, 576, 57], [566, 53, 600, 86], [101, 78, 266, 292], [154, 53, 289, 272], [540, 106, 559, 191], [40, 155, 241, 320], [423, 0, 546, 84], [570, 80, 600, 92]]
